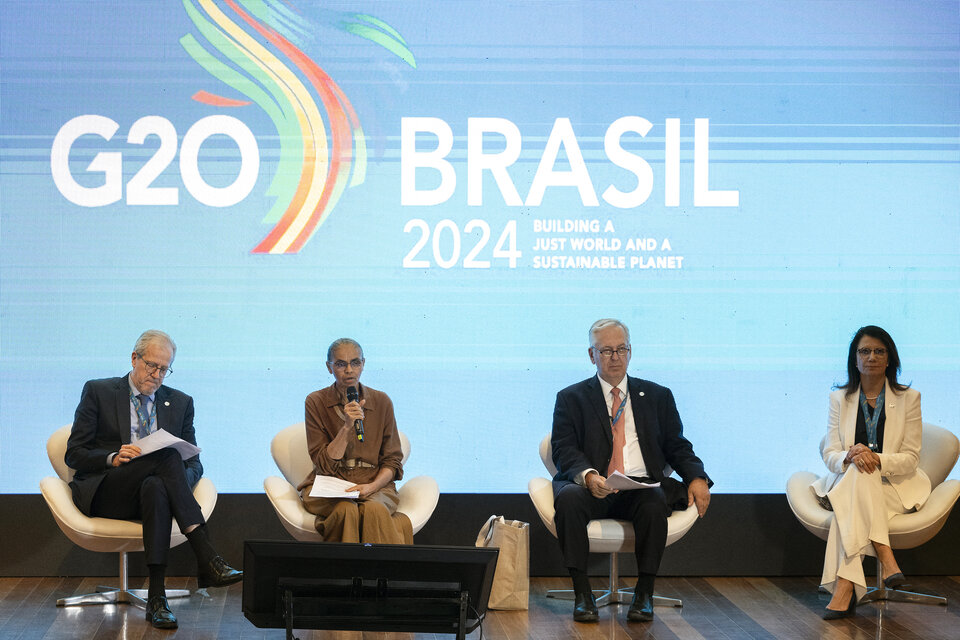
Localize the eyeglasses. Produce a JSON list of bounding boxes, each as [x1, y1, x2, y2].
[[593, 346, 631, 359], [856, 347, 887, 357], [331, 358, 364, 370], [137, 354, 172, 377]]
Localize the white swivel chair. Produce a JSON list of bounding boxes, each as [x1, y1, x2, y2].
[[264, 422, 439, 540], [40, 424, 218, 607], [786, 423, 960, 606], [527, 434, 699, 608]]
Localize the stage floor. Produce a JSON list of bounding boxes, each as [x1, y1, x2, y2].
[[2, 576, 959, 639]]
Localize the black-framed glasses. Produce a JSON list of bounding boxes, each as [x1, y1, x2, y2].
[[593, 346, 631, 359], [137, 354, 172, 377], [856, 347, 887, 357], [331, 358, 364, 370]]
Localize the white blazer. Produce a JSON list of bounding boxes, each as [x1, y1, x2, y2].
[[811, 381, 930, 511]]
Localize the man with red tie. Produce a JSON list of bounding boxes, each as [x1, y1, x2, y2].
[[550, 318, 711, 623]]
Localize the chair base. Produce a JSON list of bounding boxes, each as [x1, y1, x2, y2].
[[56, 551, 192, 608], [57, 587, 191, 608], [859, 586, 947, 607], [547, 587, 682, 608], [546, 551, 683, 608]]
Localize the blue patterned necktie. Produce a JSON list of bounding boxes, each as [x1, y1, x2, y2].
[[136, 394, 152, 439]]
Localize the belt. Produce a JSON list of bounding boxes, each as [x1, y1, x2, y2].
[[341, 458, 376, 469]]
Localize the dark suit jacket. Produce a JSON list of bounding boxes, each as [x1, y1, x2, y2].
[[551, 375, 711, 507], [65, 375, 203, 515]]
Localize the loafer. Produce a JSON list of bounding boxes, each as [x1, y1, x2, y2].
[[573, 591, 598, 623], [145, 595, 178, 629], [197, 555, 243, 589], [823, 592, 856, 620], [627, 590, 654, 622], [883, 572, 907, 589]]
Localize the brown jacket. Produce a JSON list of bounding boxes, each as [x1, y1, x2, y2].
[[297, 383, 404, 492]]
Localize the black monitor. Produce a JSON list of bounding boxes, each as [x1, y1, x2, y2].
[[242, 540, 499, 638]]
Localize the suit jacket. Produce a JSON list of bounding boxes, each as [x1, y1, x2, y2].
[[65, 375, 203, 515], [551, 375, 711, 504], [812, 382, 929, 510]]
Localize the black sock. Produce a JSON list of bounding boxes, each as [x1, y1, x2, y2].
[[635, 572, 655, 595], [185, 523, 217, 566], [147, 564, 166, 600], [569, 568, 592, 597]]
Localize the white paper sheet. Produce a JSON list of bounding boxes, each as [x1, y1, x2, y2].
[[606, 471, 660, 490], [309, 475, 360, 499], [134, 428, 201, 460]]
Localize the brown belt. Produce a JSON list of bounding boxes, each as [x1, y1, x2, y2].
[[341, 458, 376, 469]]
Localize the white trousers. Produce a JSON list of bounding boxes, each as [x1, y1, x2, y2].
[[821, 466, 907, 599]]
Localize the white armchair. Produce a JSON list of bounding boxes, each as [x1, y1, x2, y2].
[[39, 424, 218, 607], [786, 422, 960, 605], [264, 422, 439, 541], [527, 434, 698, 607]]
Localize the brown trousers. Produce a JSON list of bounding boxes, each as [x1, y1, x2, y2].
[[300, 481, 413, 544]]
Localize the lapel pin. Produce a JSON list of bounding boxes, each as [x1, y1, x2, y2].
[[639, 392, 645, 397], [164, 401, 170, 406]]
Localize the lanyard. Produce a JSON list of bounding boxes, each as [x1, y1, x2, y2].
[[130, 391, 157, 438], [858, 387, 885, 452], [611, 390, 628, 426]]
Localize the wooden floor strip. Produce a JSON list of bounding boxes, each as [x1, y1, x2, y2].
[[0, 576, 957, 639]]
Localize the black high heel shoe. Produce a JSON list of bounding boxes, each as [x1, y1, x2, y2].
[[883, 572, 907, 589], [823, 591, 857, 620]]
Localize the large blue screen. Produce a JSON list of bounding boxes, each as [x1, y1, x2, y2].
[[2, 1, 958, 494]]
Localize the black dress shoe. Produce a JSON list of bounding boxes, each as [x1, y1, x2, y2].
[[145, 596, 178, 629], [883, 572, 907, 589], [823, 592, 857, 620], [627, 590, 654, 622], [573, 591, 599, 623], [197, 556, 243, 589]]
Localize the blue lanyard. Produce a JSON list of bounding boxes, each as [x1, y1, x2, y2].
[[130, 391, 157, 438], [611, 391, 628, 425], [858, 387, 885, 452]]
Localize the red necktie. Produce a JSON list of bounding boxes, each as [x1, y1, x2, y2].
[[607, 387, 625, 477]]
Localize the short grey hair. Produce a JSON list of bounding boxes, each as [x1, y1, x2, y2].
[[588, 318, 630, 347], [327, 338, 364, 363], [133, 330, 177, 359]]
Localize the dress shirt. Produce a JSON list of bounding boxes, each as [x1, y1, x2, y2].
[[577, 374, 650, 484]]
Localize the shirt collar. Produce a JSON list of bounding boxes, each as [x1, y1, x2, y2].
[[127, 373, 155, 402], [597, 373, 628, 399]]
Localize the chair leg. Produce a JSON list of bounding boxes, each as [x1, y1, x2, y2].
[[545, 553, 683, 608], [57, 552, 191, 607], [858, 571, 947, 606]]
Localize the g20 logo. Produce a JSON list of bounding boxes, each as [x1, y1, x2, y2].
[[51, 114, 259, 208]]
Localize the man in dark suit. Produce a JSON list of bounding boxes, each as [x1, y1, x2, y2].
[[65, 330, 242, 629], [551, 318, 711, 623]]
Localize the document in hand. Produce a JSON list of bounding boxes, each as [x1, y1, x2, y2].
[[606, 471, 660, 490], [309, 475, 360, 499], [135, 428, 201, 460]]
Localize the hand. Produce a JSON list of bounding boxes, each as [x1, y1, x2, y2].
[[584, 471, 617, 499], [112, 444, 142, 466], [845, 443, 872, 464], [852, 449, 881, 473], [687, 477, 710, 517], [342, 398, 366, 431], [346, 483, 378, 499]]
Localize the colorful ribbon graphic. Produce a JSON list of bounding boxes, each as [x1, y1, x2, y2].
[[180, 0, 415, 253]]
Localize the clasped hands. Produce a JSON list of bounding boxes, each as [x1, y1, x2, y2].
[[112, 444, 142, 466], [584, 472, 711, 518], [845, 443, 880, 473]]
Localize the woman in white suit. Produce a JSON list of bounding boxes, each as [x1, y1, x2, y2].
[[811, 325, 930, 619]]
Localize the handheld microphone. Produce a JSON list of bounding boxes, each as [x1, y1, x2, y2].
[[346, 385, 364, 442]]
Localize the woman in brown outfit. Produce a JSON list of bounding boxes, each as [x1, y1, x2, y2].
[[297, 338, 413, 544]]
